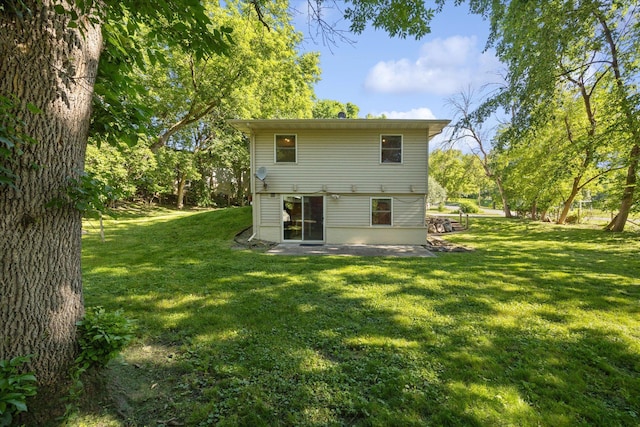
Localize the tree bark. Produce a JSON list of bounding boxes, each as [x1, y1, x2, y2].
[[0, 0, 102, 401], [176, 172, 187, 209], [598, 13, 639, 232], [494, 175, 512, 218], [234, 167, 244, 206], [556, 79, 596, 225], [530, 199, 537, 220], [557, 177, 582, 224], [540, 210, 549, 222], [607, 142, 639, 231]]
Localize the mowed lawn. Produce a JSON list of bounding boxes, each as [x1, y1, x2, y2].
[[77, 207, 640, 426]]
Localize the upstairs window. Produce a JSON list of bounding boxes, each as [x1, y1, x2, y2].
[[371, 198, 393, 226], [380, 135, 402, 163], [275, 134, 297, 163]]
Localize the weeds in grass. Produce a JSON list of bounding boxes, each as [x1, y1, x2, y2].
[[75, 207, 640, 426]]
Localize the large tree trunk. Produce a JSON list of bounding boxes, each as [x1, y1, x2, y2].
[[557, 177, 582, 224], [234, 167, 244, 206], [176, 172, 187, 209], [530, 199, 538, 220], [0, 0, 102, 413], [494, 175, 512, 218], [598, 13, 639, 232], [606, 143, 639, 232]]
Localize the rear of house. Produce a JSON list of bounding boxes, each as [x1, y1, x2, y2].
[[229, 119, 449, 245]]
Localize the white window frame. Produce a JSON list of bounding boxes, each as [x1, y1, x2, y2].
[[274, 134, 297, 163], [370, 197, 393, 226], [380, 134, 403, 164]]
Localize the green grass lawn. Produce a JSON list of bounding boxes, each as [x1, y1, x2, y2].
[[75, 206, 640, 426]]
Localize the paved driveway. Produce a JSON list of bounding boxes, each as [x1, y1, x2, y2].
[[266, 244, 435, 257]]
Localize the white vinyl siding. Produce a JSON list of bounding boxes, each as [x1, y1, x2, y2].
[[232, 118, 450, 244], [325, 196, 370, 227], [253, 129, 427, 194], [392, 196, 427, 226], [259, 194, 281, 225], [249, 125, 433, 243], [258, 193, 425, 243], [326, 195, 424, 228]]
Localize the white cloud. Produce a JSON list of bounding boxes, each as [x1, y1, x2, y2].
[[375, 107, 437, 119], [364, 36, 501, 96]]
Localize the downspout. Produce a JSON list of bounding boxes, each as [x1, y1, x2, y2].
[[249, 129, 258, 240]]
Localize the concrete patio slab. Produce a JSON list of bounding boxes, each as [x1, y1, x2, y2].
[[266, 243, 436, 257]]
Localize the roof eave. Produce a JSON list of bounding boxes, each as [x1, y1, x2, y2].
[[227, 118, 451, 139]]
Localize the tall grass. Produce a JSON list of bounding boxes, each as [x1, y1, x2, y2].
[[78, 207, 640, 426]]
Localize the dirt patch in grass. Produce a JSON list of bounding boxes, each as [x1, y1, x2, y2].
[[425, 235, 474, 252], [232, 226, 277, 250], [75, 344, 189, 426]]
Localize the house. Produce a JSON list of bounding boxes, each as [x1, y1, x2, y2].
[[228, 118, 450, 245]]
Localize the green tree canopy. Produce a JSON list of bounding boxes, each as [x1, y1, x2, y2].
[[1, 1, 237, 420], [429, 148, 486, 199], [427, 176, 447, 207], [312, 99, 360, 118], [471, 0, 640, 230]]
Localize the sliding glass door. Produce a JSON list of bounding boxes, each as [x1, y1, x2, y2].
[[283, 196, 324, 242]]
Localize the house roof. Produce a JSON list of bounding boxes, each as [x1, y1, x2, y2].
[[227, 119, 451, 140]]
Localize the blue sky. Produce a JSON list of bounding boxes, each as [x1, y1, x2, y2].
[[293, 3, 504, 121]]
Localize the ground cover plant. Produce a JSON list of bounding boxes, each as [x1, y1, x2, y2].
[[74, 206, 640, 426]]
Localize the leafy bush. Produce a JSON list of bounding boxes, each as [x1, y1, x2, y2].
[[75, 307, 134, 370], [457, 200, 480, 214], [61, 308, 133, 420], [0, 355, 37, 426], [427, 177, 447, 206], [47, 172, 122, 216]]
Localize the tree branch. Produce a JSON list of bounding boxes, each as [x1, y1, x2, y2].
[[250, 0, 270, 31]]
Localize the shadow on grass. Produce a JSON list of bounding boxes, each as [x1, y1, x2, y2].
[[80, 210, 640, 426]]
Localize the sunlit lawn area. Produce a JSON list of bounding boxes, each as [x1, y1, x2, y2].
[[76, 206, 640, 426]]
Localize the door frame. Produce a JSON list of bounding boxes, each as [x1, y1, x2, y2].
[[281, 195, 325, 243]]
